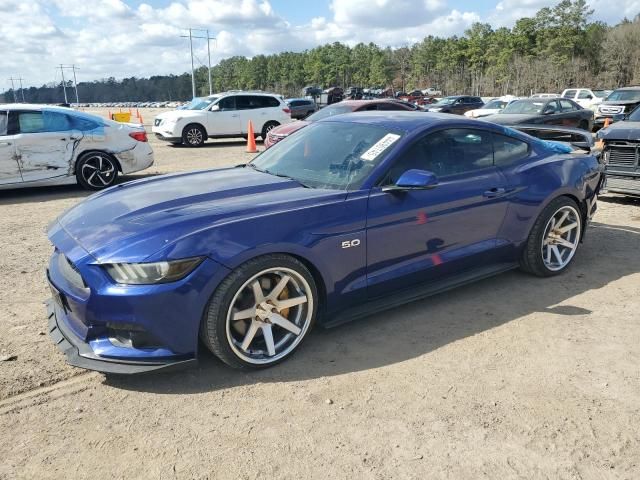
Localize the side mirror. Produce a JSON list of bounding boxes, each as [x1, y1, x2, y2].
[[210, 104, 220, 112], [382, 169, 438, 192], [542, 108, 554, 115]]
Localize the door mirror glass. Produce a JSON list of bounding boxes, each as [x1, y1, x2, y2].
[[210, 104, 220, 112], [383, 169, 438, 192]]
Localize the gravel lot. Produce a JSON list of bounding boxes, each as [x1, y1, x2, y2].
[[0, 108, 639, 479]]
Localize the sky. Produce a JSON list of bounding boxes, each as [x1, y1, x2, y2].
[[1, 0, 639, 89]]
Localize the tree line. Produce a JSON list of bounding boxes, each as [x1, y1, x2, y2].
[[2, 0, 640, 103]]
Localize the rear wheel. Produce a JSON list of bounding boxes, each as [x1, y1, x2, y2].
[[182, 124, 206, 147], [261, 121, 279, 140], [520, 197, 582, 277], [201, 254, 318, 369], [75, 152, 118, 190]]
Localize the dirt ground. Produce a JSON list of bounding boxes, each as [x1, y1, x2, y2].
[[0, 108, 639, 479]]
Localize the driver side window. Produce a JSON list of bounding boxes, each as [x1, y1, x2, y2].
[[383, 128, 493, 184], [217, 97, 235, 111]]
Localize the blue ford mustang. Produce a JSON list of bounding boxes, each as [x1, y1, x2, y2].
[[46, 112, 602, 373]]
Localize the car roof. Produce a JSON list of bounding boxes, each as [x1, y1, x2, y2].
[[336, 99, 410, 107], [209, 91, 281, 98], [613, 86, 640, 91], [320, 110, 505, 133], [0, 103, 76, 111]]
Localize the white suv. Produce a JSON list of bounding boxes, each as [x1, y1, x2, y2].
[[152, 92, 292, 147], [561, 88, 610, 110]]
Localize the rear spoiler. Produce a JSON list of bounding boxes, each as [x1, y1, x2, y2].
[[506, 125, 594, 151]]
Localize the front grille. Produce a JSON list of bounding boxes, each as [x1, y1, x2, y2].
[[607, 143, 639, 167], [599, 105, 624, 115], [154, 119, 162, 126]]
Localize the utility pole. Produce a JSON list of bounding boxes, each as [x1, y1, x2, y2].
[[59, 64, 68, 103], [9, 77, 26, 102], [71, 65, 79, 104], [58, 65, 80, 104], [8, 78, 17, 102], [181, 28, 216, 98]]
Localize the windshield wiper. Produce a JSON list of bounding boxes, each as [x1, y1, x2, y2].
[[267, 170, 312, 188]]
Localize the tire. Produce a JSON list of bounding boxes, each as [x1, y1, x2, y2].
[[182, 124, 206, 147], [578, 120, 589, 131], [201, 254, 318, 369], [75, 152, 118, 190], [261, 121, 280, 140], [520, 196, 583, 277]]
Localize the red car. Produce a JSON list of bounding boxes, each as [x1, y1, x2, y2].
[[264, 99, 417, 148]]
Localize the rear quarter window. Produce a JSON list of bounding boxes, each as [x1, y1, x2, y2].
[[493, 133, 530, 167], [69, 115, 100, 131]]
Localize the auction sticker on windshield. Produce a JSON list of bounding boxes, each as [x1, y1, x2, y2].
[[360, 133, 401, 161]]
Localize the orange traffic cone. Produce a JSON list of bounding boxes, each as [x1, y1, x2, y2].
[[107, 110, 112, 120], [138, 112, 144, 124], [246, 121, 257, 153]]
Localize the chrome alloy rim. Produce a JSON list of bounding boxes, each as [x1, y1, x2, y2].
[[226, 268, 313, 364], [541, 206, 581, 271], [186, 128, 203, 145], [264, 123, 276, 134], [81, 154, 115, 188]]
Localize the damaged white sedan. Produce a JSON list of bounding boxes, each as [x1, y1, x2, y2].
[[0, 104, 154, 191]]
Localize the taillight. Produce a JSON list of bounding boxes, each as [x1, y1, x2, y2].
[[129, 131, 148, 142], [282, 108, 291, 114]]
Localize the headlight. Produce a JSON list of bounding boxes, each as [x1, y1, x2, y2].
[[104, 257, 204, 285], [429, 107, 443, 112]]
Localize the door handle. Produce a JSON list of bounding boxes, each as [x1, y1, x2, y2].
[[231, 114, 239, 118], [483, 187, 507, 198], [0, 141, 12, 147]]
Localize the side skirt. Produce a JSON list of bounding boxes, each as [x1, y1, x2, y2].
[[322, 262, 518, 328]]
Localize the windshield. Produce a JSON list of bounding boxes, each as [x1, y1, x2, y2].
[[184, 96, 219, 110], [501, 100, 545, 114], [482, 100, 508, 110], [593, 90, 610, 98], [249, 122, 403, 190], [434, 96, 457, 105], [627, 105, 640, 121], [305, 104, 355, 122], [606, 89, 640, 102]]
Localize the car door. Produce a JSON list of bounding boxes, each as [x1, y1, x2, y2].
[[575, 90, 593, 108], [541, 100, 566, 126], [450, 98, 466, 114], [0, 110, 22, 185], [557, 99, 582, 127], [208, 96, 240, 135], [366, 127, 510, 297], [12, 110, 77, 183]]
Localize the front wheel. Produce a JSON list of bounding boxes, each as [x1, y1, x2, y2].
[[201, 254, 318, 369], [520, 197, 583, 277], [75, 152, 118, 190], [182, 124, 206, 147]]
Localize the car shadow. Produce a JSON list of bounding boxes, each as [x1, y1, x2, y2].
[[105, 220, 640, 395], [600, 193, 640, 206], [167, 139, 263, 149], [0, 173, 162, 205]]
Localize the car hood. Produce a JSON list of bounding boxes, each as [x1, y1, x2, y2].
[[598, 121, 640, 141], [466, 108, 499, 118], [600, 100, 640, 107], [51, 168, 344, 263], [482, 113, 540, 125], [269, 120, 310, 136]]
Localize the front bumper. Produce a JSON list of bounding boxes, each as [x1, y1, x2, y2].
[[47, 299, 197, 374], [152, 124, 181, 143]]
